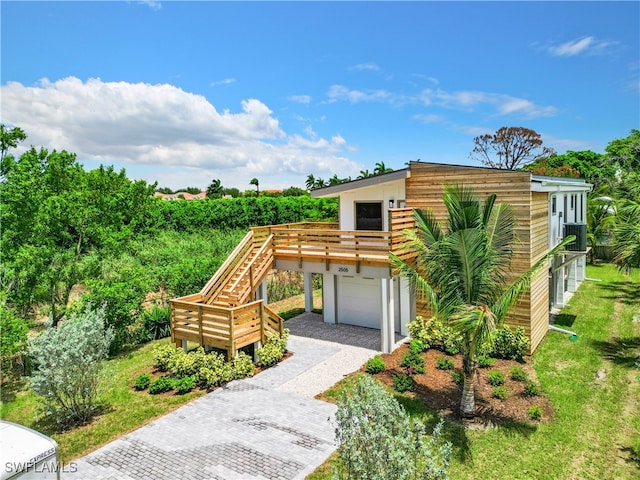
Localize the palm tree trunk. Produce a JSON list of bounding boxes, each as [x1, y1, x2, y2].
[[460, 354, 476, 417]]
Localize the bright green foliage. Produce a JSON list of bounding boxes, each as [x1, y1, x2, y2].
[[483, 326, 529, 362], [487, 371, 505, 386], [364, 355, 386, 374], [477, 355, 495, 368], [510, 366, 527, 381], [231, 352, 256, 379], [333, 375, 451, 480], [174, 376, 196, 394], [393, 373, 415, 393], [409, 338, 426, 354], [523, 380, 540, 397], [1, 146, 155, 323], [524, 150, 613, 190], [133, 373, 151, 391], [613, 200, 640, 272], [147, 196, 338, 232], [492, 386, 508, 400], [436, 357, 454, 371], [170, 348, 212, 379], [528, 405, 543, 421], [27, 306, 114, 427], [407, 316, 462, 354], [142, 305, 171, 340], [0, 304, 28, 368], [153, 343, 178, 372], [257, 329, 289, 368], [400, 351, 426, 374], [149, 376, 175, 394]]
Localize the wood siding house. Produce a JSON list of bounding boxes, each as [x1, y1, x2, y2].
[[170, 162, 591, 357]]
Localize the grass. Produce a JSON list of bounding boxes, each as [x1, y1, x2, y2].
[[309, 264, 640, 479], [0, 291, 317, 464], [0, 338, 205, 463]]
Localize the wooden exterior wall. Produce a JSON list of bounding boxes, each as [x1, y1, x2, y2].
[[405, 163, 548, 353]]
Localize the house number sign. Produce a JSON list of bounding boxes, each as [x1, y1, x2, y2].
[[338, 267, 349, 273]]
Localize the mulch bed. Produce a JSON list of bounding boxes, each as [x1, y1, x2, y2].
[[371, 342, 554, 428]]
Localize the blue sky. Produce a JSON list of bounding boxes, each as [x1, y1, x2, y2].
[[2, 1, 638, 191]]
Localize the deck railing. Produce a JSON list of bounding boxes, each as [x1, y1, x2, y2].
[[170, 297, 283, 360]]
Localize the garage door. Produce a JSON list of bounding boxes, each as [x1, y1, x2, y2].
[[337, 277, 381, 329]]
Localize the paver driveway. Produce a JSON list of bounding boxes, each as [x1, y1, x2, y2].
[[64, 315, 392, 480]]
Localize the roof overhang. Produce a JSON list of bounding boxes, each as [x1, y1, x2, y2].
[[531, 175, 593, 193], [310, 168, 410, 198]]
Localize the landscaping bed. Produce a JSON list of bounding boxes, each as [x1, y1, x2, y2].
[[371, 343, 553, 427]]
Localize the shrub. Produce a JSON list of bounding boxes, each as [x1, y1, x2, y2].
[[409, 338, 425, 354], [451, 371, 464, 385], [152, 343, 177, 372], [400, 351, 425, 374], [510, 366, 527, 382], [232, 352, 255, 379], [149, 376, 175, 394], [134, 373, 151, 391], [487, 370, 505, 386], [436, 357, 454, 370], [484, 326, 529, 362], [27, 306, 114, 427], [492, 386, 508, 400], [174, 376, 196, 394], [477, 355, 495, 368], [528, 405, 543, 420], [334, 375, 451, 480], [256, 329, 289, 368], [170, 347, 210, 379], [142, 305, 171, 340], [0, 305, 28, 376], [364, 355, 386, 374], [393, 373, 415, 393], [407, 316, 462, 354], [523, 380, 540, 397]]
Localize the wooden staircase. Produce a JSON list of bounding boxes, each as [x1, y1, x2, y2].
[[170, 230, 284, 359]]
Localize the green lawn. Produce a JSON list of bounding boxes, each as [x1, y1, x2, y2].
[[0, 338, 205, 463], [309, 264, 640, 480]]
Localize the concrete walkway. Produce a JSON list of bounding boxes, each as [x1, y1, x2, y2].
[[64, 315, 394, 480]]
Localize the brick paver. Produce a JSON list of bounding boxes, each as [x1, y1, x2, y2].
[[63, 317, 388, 480]]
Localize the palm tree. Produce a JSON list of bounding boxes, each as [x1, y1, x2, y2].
[[328, 174, 341, 186], [206, 178, 224, 199], [613, 199, 640, 272], [305, 174, 316, 190], [358, 169, 372, 179], [391, 184, 572, 417], [314, 178, 327, 189], [373, 161, 393, 176], [250, 177, 259, 196]]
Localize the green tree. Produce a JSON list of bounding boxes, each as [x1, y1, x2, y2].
[[391, 185, 570, 416], [334, 375, 451, 480], [0, 147, 155, 323], [0, 124, 27, 174], [471, 126, 555, 170], [373, 161, 393, 175], [524, 150, 614, 190], [250, 177, 260, 195], [28, 306, 114, 427], [358, 169, 372, 179], [206, 178, 224, 199], [305, 174, 316, 190], [606, 129, 640, 172]]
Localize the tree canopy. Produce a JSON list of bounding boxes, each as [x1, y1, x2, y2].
[[471, 126, 555, 170]]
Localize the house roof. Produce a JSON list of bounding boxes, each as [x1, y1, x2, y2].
[[310, 168, 410, 197], [310, 161, 592, 197]]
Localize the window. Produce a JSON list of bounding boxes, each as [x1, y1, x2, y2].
[[355, 202, 383, 231], [551, 196, 557, 215]]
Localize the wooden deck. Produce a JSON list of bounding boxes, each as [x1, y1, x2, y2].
[[170, 212, 416, 358]]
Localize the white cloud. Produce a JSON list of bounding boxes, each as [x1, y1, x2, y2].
[[547, 36, 619, 57], [137, 1, 161, 11], [348, 63, 381, 72], [210, 78, 236, 87], [327, 84, 556, 119], [1, 77, 361, 190], [287, 94, 312, 104]]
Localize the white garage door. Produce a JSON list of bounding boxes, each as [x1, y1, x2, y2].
[[337, 277, 381, 329]]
